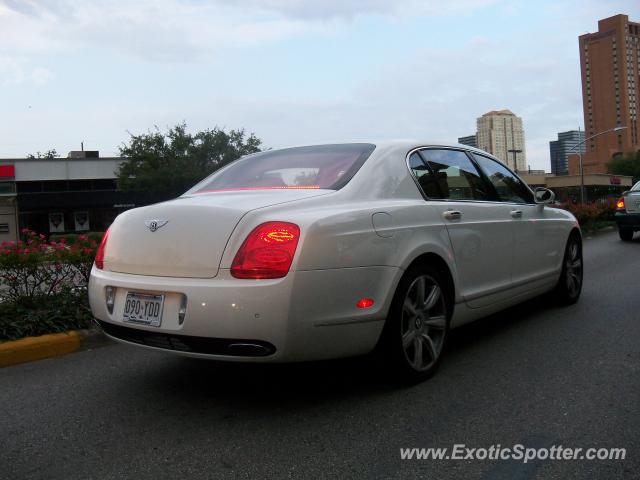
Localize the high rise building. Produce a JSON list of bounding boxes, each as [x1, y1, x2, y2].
[[550, 130, 585, 175], [571, 14, 640, 174], [457, 135, 477, 148], [476, 109, 527, 171]]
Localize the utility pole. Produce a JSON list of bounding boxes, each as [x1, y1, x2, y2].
[[568, 125, 627, 204]]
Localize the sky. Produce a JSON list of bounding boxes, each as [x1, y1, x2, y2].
[[0, 0, 639, 170]]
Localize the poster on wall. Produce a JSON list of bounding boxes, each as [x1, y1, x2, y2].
[[49, 212, 65, 233], [74, 211, 89, 232]]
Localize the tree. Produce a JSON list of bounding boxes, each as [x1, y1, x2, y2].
[[116, 123, 262, 195], [608, 150, 640, 183], [27, 149, 59, 159]]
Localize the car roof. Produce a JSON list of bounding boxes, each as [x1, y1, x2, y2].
[[265, 140, 491, 156]]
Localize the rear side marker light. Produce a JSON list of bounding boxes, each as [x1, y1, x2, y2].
[[616, 197, 625, 210], [105, 286, 115, 314], [357, 298, 375, 309], [178, 294, 188, 325], [231, 222, 301, 279]]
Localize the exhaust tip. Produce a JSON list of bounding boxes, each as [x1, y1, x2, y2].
[[226, 343, 273, 357]]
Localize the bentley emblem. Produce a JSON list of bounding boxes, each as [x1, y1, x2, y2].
[[144, 219, 169, 232]]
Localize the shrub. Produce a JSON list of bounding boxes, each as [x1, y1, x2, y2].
[[560, 198, 617, 231], [50, 232, 104, 246], [0, 229, 100, 341], [0, 287, 93, 341], [0, 229, 98, 303]]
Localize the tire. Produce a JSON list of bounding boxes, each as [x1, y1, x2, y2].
[[554, 233, 583, 305], [378, 264, 451, 383], [619, 228, 634, 241]]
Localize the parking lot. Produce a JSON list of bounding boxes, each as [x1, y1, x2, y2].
[[1, 230, 638, 479]]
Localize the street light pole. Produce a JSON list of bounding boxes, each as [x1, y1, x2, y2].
[[568, 125, 627, 204], [507, 149, 522, 173]]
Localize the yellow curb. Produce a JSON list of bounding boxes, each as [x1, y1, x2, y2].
[[0, 331, 85, 368]]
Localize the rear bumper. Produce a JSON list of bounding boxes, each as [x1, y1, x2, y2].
[[96, 319, 276, 357], [615, 212, 640, 229], [88, 265, 400, 362]]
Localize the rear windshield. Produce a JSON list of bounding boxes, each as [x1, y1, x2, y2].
[[188, 143, 375, 194], [632, 181, 640, 191]]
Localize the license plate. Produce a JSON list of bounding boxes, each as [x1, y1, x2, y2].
[[123, 293, 164, 327]]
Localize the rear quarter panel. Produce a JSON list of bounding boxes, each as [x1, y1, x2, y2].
[[218, 142, 461, 317]]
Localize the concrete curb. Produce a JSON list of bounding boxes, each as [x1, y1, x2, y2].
[[0, 328, 111, 368]]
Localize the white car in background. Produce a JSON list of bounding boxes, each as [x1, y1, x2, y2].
[[89, 141, 582, 382], [615, 180, 640, 241]]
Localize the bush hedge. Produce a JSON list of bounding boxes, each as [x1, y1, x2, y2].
[[0, 229, 99, 341], [0, 288, 92, 340], [559, 199, 617, 232], [50, 231, 105, 245]]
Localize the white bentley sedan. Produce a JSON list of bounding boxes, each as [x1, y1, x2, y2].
[[89, 141, 582, 381]]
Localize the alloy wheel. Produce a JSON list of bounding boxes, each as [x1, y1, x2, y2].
[[400, 275, 447, 372], [565, 240, 583, 298]]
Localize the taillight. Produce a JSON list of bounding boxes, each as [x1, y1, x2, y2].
[[616, 197, 625, 211], [231, 222, 300, 279], [95, 228, 110, 270]]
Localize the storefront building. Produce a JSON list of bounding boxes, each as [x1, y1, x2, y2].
[[520, 172, 633, 202], [0, 152, 165, 242]]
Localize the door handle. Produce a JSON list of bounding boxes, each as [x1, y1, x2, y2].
[[510, 209, 523, 219], [443, 210, 462, 221]]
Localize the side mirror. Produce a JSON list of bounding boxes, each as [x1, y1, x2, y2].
[[534, 187, 555, 205]]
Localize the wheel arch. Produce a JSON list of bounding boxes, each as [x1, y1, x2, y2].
[[403, 252, 456, 317], [373, 250, 456, 367], [569, 226, 582, 243]]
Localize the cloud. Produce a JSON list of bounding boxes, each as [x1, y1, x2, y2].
[[179, 27, 585, 170], [0, 0, 506, 62], [0, 0, 332, 62], [1, 0, 637, 169], [0, 56, 54, 85], [208, 0, 503, 20]]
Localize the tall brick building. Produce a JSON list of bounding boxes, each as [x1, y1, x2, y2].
[[569, 14, 640, 174]]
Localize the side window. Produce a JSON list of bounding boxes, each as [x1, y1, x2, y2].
[[419, 149, 491, 201], [472, 154, 534, 204], [408, 153, 441, 198]]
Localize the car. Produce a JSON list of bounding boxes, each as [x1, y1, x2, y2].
[[615, 181, 640, 241], [88, 141, 582, 382]]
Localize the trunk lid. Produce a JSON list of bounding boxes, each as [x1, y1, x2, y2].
[[104, 190, 329, 278]]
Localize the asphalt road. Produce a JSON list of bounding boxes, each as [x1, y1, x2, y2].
[[1, 230, 639, 480]]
